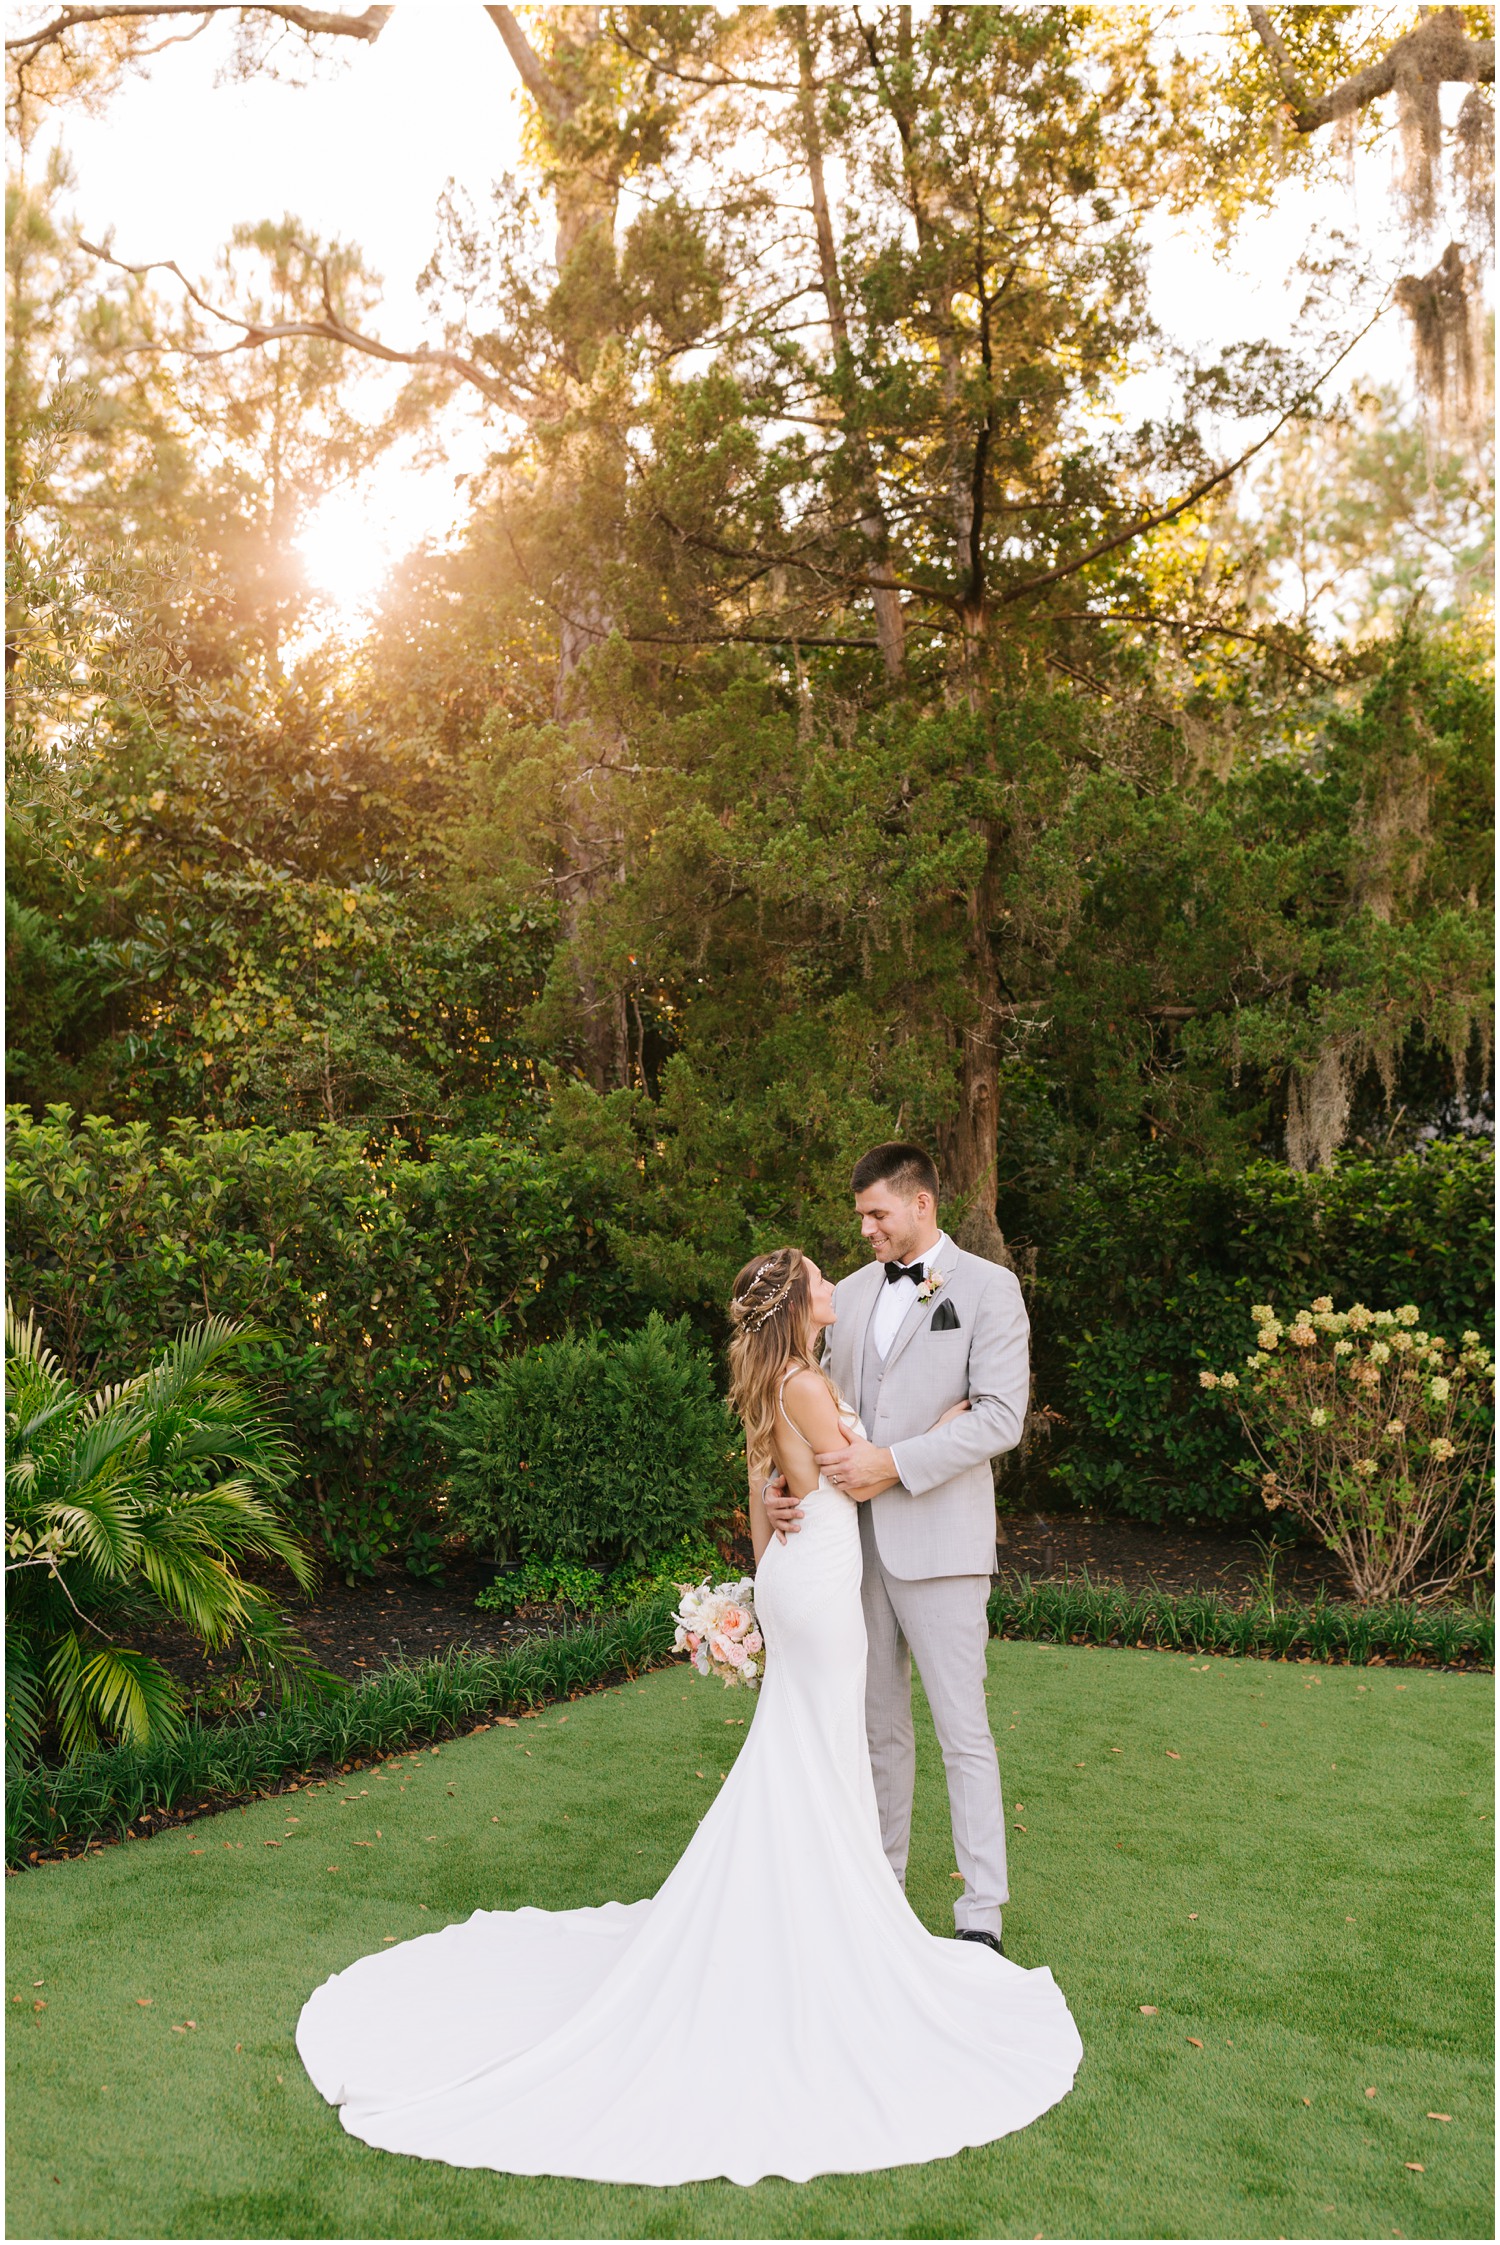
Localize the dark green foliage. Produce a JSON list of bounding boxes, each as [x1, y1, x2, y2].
[[1018, 1140, 1494, 1525], [12, 1569, 1487, 1869], [446, 1316, 740, 1571], [985, 1573, 1493, 1667], [4, 1107, 645, 1580], [6, 1593, 681, 1867], [5, 1311, 326, 1769], [474, 1533, 725, 1617]]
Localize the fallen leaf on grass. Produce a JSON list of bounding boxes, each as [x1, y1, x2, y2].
[[34, 2000, 47, 2012], [950, 1871, 965, 1881], [1186, 2037, 1203, 2048], [1013, 1823, 1028, 1833], [1366, 2087, 1377, 2099], [1302, 2097, 1311, 2106], [1139, 2005, 1158, 2015], [1188, 1912, 1198, 1920], [353, 1841, 374, 1849], [1165, 1750, 1181, 1760], [190, 1849, 203, 1856], [1405, 2163, 1424, 2173], [135, 1999, 153, 2008], [263, 1841, 280, 1849], [1426, 2113, 1451, 2123]]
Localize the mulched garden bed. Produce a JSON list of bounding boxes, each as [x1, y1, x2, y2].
[[132, 1513, 1350, 1698]]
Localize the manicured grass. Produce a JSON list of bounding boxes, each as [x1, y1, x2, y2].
[[6, 1643, 1493, 2241]]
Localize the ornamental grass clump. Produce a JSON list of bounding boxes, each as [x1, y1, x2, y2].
[[1200, 1299, 1494, 1603]]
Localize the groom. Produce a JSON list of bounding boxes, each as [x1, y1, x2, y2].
[[763, 1143, 1028, 1955]]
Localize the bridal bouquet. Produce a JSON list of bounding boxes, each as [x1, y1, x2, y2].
[[673, 1577, 764, 1690]]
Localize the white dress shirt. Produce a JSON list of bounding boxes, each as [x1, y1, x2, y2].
[[870, 1231, 953, 1362]]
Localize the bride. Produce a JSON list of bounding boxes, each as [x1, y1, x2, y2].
[[297, 1248, 1082, 2186]]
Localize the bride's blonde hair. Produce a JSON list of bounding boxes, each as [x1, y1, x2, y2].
[[726, 1247, 838, 1480]]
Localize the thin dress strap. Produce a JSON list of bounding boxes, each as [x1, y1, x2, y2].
[[777, 1366, 854, 1448], [776, 1367, 816, 1449]]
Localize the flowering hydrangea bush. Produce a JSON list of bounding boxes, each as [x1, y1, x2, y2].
[[1200, 1300, 1494, 1602], [673, 1577, 764, 1690]]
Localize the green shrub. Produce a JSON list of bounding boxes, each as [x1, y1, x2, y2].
[[5, 1107, 643, 1579], [474, 1533, 728, 1618], [446, 1315, 741, 1572], [1018, 1142, 1494, 1526], [984, 1573, 1493, 1666], [7, 1595, 681, 1866]]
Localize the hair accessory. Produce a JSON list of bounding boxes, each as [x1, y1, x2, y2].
[[733, 1257, 799, 1334]]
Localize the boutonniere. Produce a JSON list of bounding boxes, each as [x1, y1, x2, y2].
[[914, 1269, 946, 1304]]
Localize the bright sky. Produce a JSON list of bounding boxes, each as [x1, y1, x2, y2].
[[34, 2, 1429, 631]]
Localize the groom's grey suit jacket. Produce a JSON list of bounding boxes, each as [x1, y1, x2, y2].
[[823, 1240, 1029, 1581]]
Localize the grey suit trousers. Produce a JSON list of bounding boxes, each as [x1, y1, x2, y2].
[[858, 1501, 1008, 1936]]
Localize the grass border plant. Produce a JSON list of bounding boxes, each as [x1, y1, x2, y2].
[[7, 1593, 679, 1869], [987, 1572, 1494, 1668], [9, 1575, 1492, 1871]]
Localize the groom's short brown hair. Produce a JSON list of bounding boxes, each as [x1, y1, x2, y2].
[[850, 1142, 940, 1204]]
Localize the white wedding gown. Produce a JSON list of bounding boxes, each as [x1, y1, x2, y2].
[[297, 1409, 1083, 2185]]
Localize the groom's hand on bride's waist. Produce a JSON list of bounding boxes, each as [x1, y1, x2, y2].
[[761, 1474, 804, 1539], [816, 1436, 898, 1498]]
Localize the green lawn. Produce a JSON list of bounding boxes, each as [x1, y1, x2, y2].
[[6, 1641, 1493, 2241]]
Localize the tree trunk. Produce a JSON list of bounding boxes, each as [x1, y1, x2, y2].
[[794, 7, 905, 681], [487, 4, 631, 1090], [936, 836, 1013, 1268]]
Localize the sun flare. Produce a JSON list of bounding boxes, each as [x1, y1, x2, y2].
[[296, 492, 397, 621]]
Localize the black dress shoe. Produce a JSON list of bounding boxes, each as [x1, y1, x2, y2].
[[956, 1928, 1005, 1958]]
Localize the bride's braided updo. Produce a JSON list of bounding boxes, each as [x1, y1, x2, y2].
[[727, 1246, 838, 1483]]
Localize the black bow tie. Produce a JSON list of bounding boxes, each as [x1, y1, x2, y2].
[[885, 1259, 926, 1285]]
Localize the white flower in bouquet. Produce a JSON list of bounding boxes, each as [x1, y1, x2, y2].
[[1311, 1296, 1334, 1315], [673, 1578, 764, 1690], [1251, 1304, 1275, 1325], [1428, 1377, 1451, 1403]]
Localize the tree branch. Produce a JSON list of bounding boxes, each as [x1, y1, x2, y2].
[[80, 237, 530, 413], [482, 4, 564, 121], [1048, 610, 1337, 681], [1247, 4, 1494, 134], [999, 298, 1393, 607], [7, 3, 393, 60]]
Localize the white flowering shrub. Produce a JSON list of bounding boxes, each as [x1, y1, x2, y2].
[[1201, 1300, 1494, 1602]]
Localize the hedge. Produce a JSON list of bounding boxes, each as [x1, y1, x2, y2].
[[1020, 1142, 1494, 1526], [5, 1107, 642, 1578], [986, 1574, 1493, 1666], [11, 1578, 1489, 1867], [9, 1112, 1493, 1561], [7, 1594, 680, 1868]]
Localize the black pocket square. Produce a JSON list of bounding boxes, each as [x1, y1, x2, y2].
[[929, 1299, 961, 1331]]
